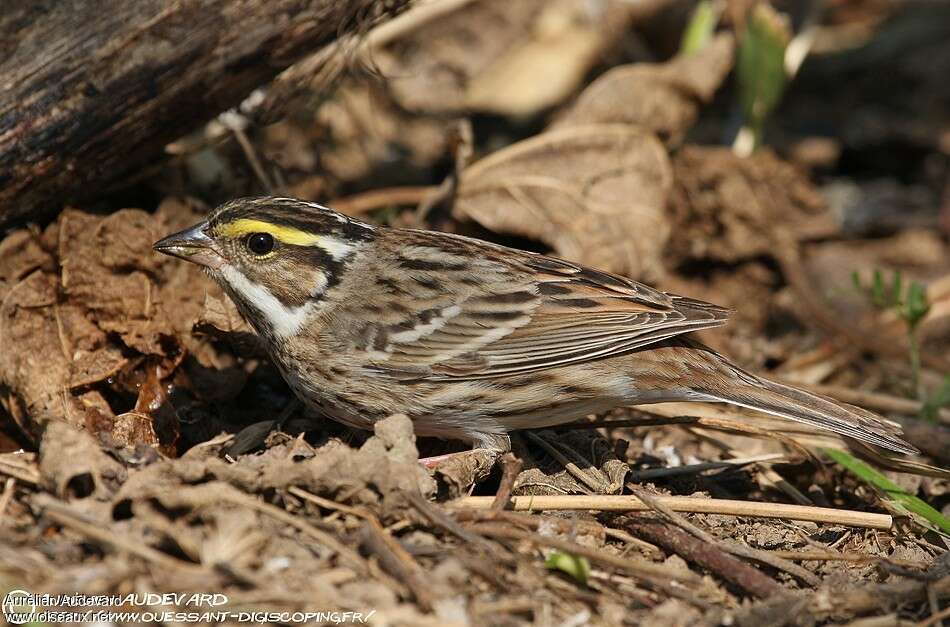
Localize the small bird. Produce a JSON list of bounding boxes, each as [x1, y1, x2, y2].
[[154, 196, 917, 457]]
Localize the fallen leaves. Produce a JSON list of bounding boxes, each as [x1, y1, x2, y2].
[[378, 0, 638, 117], [0, 198, 220, 442], [553, 33, 735, 144], [455, 124, 673, 281]]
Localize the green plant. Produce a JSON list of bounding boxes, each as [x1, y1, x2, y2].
[[680, 0, 721, 55], [851, 269, 931, 399], [544, 550, 591, 585], [920, 375, 950, 423], [734, 2, 791, 154], [824, 448, 950, 536]]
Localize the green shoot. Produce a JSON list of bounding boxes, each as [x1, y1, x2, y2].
[[545, 550, 591, 585], [734, 2, 791, 154], [920, 375, 950, 423], [680, 0, 721, 55], [852, 269, 931, 398], [823, 448, 950, 536]]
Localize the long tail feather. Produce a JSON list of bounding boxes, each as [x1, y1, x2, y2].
[[702, 377, 919, 455]]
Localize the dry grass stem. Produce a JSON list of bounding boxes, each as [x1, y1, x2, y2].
[[39, 500, 208, 573], [450, 495, 893, 529]]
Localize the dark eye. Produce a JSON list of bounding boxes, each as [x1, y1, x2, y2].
[[246, 232, 275, 255]]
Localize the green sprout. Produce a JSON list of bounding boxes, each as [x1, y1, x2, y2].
[[734, 2, 791, 154], [824, 448, 950, 536], [680, 0, 721, 55], [920, 375, 950, 423], [544, 550, 591, 585], [851, 269, 931, 399]]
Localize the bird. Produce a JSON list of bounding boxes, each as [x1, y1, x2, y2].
[[153, 196, 917, 459]]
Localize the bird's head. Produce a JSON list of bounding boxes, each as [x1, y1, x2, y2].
[[153, 196, 375, 339]]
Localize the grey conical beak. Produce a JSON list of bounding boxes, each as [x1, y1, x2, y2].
[[153, 222, 225, 269]]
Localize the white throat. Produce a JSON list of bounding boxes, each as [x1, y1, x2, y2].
[[220, 265, 319, 339]]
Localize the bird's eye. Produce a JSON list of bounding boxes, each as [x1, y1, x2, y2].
[[246, 232, 275, 256]]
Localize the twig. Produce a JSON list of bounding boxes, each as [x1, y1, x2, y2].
[[38, 499, 207, 573], [415, 118, 473, 223], [767, 549, 930, 569], [404, 491, 499, 551], [331, 185, 439, 216], [223, 491, 373, 578], [719, 575, 950, 625], [469, 521, 714, 609], [284, 487, 430, 601], [624, 517, 781, 598], [604, 528, 665, 560], [491, 453, 523, 511], [622, 485, 822, 587], [155, 482, 377, 581], [287, 485, 374, 519], [919, 605, 950, 627], [471, 597, 536, 617], [772, 228, 950, 372], [219, 113, 274, 192], [464, 522, 699, 585], [929, 589, 944, 627], [754, 462, 814, 506], [628, 453, 786, 481], [525, 432, 604, 494], [0, 477, 15, 519], [820, 577, 950, 617], [0, 456, 40, 485], [454, 508, 663, 559], [449, 495, 892, 530], [359, 516, 435, 611]]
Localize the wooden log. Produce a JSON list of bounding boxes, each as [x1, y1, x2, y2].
[[0, 0, 409, 227]]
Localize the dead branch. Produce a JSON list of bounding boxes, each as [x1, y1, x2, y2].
[[624, 517, 781, 598], [0, 0, 410, 227]]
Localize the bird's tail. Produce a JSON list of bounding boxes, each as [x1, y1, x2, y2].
[[698, 375, 918, 455]]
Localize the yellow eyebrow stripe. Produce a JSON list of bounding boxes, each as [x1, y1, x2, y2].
[[217, 219, 320, 246]]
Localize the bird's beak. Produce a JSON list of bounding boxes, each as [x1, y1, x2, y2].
[[153, 222, 225, 269]]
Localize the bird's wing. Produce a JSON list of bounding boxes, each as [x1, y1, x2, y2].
[[352, 235, 730, 380]]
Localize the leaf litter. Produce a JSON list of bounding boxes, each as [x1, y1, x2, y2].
[[1, 1, 949, 624]]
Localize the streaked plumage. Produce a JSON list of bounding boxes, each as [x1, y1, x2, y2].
[[154, 196, 917, 455]]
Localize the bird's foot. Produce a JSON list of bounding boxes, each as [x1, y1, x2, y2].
[[419, 451, 471, 468], [419, 449, 500, 490]]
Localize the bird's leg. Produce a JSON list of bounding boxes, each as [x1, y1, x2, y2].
[[418, 448, 501, 492], [418, 447, 503, 469], [418, 451, 473, 468], [418, 433, 510, 468]]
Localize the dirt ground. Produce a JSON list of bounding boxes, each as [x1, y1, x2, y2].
[[1, 0, 949, 625]]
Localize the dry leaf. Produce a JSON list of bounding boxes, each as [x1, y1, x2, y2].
[[303, 82, 452, 185], [377, 0, 638, 116], [0, 198, 222, 441], [39, 421, 125, 499], [552, 33, 735, 144], [454, 124, 673, 281]]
